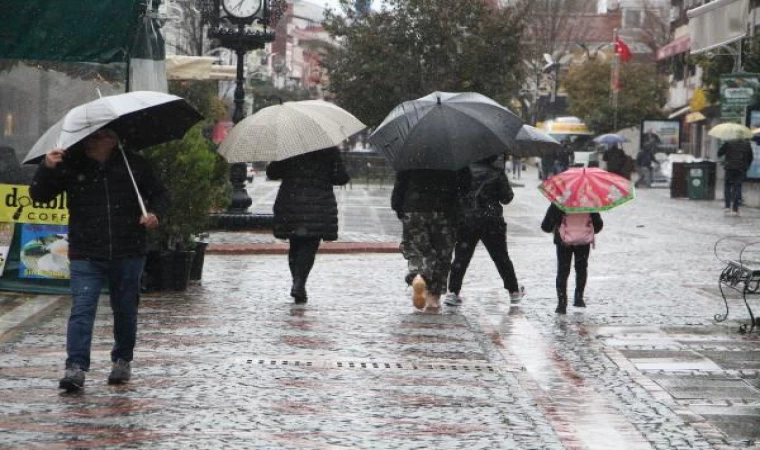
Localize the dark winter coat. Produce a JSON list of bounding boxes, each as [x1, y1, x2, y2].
[[636, 149, 653, 168], [540, 203, 603, 246], [390, 168, 471, 218], [604, 147, 628, 176], [266, 147, 349, 241], [718, 140, 754, 172], [460, 156, 513, 220], [30, 149, 169, 261]]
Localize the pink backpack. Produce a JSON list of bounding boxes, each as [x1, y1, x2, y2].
[[559, 213, 595, 246]]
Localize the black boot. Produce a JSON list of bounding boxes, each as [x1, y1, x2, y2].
[[291, 278, 307, 304], [555, 291, 567, 314], [573, 289, 586, 308]]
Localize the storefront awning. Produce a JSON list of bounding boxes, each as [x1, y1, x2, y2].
[[0, 1, 145, 63], [656, 36, 690, 61], [165, 55, 237, 80], [668, 105, 691, 119], [686, 111, 706, 123], [687, 0, 748, 54]]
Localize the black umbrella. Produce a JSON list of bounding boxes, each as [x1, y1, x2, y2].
[[369, 92, 523, 171]]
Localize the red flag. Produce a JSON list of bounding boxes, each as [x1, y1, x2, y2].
[[614, 38, 632, 62]]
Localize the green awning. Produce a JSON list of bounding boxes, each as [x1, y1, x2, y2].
[[0, 0, 146, 63]]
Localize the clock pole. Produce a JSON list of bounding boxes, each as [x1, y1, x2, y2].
[[208, 0, 283, 227]]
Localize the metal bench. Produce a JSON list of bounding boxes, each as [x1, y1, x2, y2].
[[714, 237, 760, 333]]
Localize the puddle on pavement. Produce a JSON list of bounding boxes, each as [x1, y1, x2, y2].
[[503, 317, 653, 450]]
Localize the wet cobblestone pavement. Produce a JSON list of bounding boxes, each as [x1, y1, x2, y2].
[[1, 170, 759, 449]]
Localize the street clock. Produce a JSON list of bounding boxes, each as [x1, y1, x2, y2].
[[222, 0, 263, 20]]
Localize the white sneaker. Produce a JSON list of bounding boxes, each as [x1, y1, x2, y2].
[[425, 293, 441, 310], [510, 285, 526, 304], [444, 292, 462, 306]]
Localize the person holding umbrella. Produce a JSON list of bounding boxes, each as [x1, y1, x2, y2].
[[391, 166, 471, 310], [30, 127, 169, 391], [539, 167, 634, 313], [445, 154, 525, 307], [371, 92, 523, 310], [266, 147, 350, 303], [713, 128, 754, 216]]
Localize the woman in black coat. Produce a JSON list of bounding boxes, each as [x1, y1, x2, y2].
[[266, 147, 350, 303], [541, 203, 603, 314]]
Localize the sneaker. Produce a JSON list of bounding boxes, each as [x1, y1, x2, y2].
[[444, 292, 462, 306], [425, 293, 441, 310], [107, 359, 131, 385], [509, 285, 526, 304], [411, 275, 427, 309], [724, 208, 732, 215], [59, 364, 85, 391]]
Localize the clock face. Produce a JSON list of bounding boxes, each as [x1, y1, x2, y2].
[[222, 0, 262, 19]]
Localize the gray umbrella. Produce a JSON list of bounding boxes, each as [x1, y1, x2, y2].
[[369, 92, 523, 171], [512, 124, 562, 157]]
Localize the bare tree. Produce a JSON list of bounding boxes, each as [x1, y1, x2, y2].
[[632, 0, 671, 53], [517, 0, 597, 122], [164, 0, 215, 56]]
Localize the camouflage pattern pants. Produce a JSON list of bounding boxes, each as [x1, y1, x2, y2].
[[399, 212, 456, 295]]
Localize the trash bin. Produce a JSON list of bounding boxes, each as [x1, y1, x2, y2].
[[670, 162, 688, 198], [686, 161, 717, 200]]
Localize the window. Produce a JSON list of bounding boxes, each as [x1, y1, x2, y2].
[[623, 8, 643, 28]]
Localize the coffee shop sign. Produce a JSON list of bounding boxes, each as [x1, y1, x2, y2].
[[0, 184, 68, 225]]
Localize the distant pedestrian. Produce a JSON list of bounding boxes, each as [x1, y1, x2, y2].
[[635, 147, 653, 188], [603, 144, 628, 179], [718, 138, 754, 216], [392, 167, 471, 310], [30, 128, 169, 391], [541, 203, 603, 314], [446, 155, 525, 307], [511, 155, 521, 180], [266, 146, 350, 303]]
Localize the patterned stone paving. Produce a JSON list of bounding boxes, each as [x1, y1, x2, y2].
[[0, 168, 759, 449]]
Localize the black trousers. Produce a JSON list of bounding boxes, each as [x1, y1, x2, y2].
[[288, 237, 321, 284], [555, 244, 590, 296], [448, 217, 519, 294]]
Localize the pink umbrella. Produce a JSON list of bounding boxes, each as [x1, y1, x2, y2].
[[539, 167, 635, 212]]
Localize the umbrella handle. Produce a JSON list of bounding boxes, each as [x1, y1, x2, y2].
[[118, 144, 149, 217]]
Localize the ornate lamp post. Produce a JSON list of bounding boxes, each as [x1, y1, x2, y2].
[[208, 0, 283, 218]]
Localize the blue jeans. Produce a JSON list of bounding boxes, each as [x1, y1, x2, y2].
[[66, 257, 145, 371], [724, 169, 745, 212]]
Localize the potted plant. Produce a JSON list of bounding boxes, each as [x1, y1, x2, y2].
[[141, 81, 230, 291]]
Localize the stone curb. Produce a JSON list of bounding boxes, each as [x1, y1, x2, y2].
[[0, 295, 67, 344], [207, 242, 401, 255]]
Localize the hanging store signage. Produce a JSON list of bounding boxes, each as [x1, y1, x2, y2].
[[720, 73, 760, 124], [0, 184, 68, 225]]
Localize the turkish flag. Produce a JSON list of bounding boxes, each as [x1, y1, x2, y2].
[[614, 38, 632, 62]]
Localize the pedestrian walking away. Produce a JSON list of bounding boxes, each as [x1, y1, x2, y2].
[[266, 146, 350, 304], [603, 144, 630, 179], [511, 154, 521, 180], [29, 128, 169, 391], [634, 147, 653, 188], [446, 155, 525, 307], [392, 168, 471, 310], [541, 203, 603, 314], [718, 138, 753, 216]]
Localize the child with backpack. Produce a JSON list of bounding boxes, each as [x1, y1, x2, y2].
[[540, 204, 603, 314]]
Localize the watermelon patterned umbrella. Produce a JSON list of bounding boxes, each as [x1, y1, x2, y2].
[[539, 167, 635, 213]]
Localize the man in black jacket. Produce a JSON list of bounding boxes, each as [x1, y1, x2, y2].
[[718, 138, 754, 216], [445, 155, 525, 306], [392, 167, 470, 310], [30, 128, 168, 391]]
